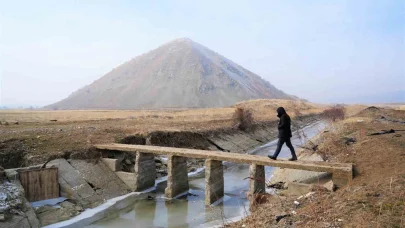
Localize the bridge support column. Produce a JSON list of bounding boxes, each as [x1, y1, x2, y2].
[[332, 170, 352, 188], [205, 159, 224, 205], [165, 156, 189, 198], [249, 164, 265, 194], [134, 152, 156, 191]]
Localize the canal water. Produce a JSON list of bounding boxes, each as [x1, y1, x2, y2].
[[87, 122, 326, 228]]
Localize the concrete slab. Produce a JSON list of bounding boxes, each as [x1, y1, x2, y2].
[[284, 182, 312, 196], [68, 160, 130, 200], [271, 152, 330, 184], [101, 158, 122, 172], [115, 172, 136, 190], [207, 135, 241, 152], [58, 177, 85, 205], [46, 159, 95, 200]]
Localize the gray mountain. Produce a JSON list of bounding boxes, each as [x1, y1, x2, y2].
[[47, 38, 295, 109]]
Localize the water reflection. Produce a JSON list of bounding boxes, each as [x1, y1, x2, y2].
[[166, 198, 189, 228]]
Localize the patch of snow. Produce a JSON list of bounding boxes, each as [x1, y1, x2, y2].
[[30, 197, 67, 208], [188, 167, 205, 177], [0, 182, 22, 212]]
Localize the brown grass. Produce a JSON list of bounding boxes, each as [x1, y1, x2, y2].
[[321, 105, 346, 122], [232, 107, 254, 131], [0, 99, 322, 123]]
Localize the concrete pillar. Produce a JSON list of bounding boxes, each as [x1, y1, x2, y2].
[[165, 156, 189, 198], [249, 164, 265, 194], [332, 170, 352, 188], [133, 152, 156, 191], [205, 159, 224, 205]]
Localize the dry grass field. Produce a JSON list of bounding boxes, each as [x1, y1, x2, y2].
[[0, 99, 322, 123]]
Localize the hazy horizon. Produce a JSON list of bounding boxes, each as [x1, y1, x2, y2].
[[1, 1, 404, 107]]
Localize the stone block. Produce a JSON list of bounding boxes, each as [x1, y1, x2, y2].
[[134, 152, 156, 191], [332, 170, 352, 188], [205, 159, 224, 205], [285, 182, 312, 196], [165, 156, 189, 198], [249, 164, 265, 194], [101, 158, 122, 172], [115, 172, 136, 190], [323, 180, 336, 191]]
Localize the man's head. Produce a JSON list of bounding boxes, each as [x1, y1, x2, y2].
[[277, 107, 286, 118]]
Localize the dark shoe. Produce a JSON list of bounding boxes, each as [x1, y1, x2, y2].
[[268, 155, 277, 160], [288, 157, 298, 161]]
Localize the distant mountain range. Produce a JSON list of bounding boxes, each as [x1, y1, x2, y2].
[[46, 38, 295, 110], [0, 105, 40, 110]]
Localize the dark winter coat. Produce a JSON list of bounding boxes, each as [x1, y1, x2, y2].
[[277, 107, 292, 138]]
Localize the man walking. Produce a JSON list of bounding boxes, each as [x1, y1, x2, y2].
[[268, 107, 298, 161]]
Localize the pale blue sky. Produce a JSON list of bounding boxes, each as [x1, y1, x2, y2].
[[0, 0, 404, 106]]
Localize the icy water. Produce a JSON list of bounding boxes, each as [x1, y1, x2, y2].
[[87, 122, 326, 228]]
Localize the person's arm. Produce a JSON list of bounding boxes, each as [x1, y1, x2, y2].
[[278, 115, 286, 129]]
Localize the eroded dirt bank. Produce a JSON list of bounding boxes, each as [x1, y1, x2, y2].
[[0, 114, 319, 172]]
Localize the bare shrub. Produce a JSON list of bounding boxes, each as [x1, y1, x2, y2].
[[321, 105, 346, 122], [232, 107, 254, 131]]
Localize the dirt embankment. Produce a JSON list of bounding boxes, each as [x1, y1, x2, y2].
[[0, 99, 322, 169], [228, 107, 405, 228], [0, 113, 319, 177]]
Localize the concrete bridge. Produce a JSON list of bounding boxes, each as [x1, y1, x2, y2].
[[95, 143, 353, 205]]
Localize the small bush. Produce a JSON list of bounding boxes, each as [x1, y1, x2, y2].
[[321, 105, 346, 122], [233, 107, 254, 131]]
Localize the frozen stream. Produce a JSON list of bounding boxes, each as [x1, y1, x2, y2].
[[87, 122, 326, 228]]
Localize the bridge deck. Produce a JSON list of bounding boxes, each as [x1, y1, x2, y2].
[[95, 143, 352, 174]]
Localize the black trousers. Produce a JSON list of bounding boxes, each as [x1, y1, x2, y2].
[[273, 137, 297, 158]]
